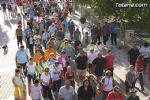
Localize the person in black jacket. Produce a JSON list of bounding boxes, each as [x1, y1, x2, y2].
[[78, 79, 95, 100], [127, 88, 140, 100], [93, 52, 106, 78]]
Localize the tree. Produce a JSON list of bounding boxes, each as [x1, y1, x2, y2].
[[74, 0, 150, 32]]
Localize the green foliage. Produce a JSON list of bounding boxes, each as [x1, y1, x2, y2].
[[74, 0, 150, 32]]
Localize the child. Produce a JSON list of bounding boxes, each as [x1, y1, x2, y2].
[[30, 79, 42, 100], [65, 66, 75, 88], [12, 69, 24, 100]]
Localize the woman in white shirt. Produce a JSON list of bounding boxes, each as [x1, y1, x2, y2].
[[101, 70, 115, 100], [26, 57, 37, 86], [50, 60, 63, 99], [41, 67, 53, 100]]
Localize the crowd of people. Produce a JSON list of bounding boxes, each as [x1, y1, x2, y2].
[[1, 0, 149, 100]]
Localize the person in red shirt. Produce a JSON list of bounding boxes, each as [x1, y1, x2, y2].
[[65, 66, 75, 88], [105, 50, 115, 75], [135, 55, 145, 91], [107, 86, 124, 100], [96, 23, 102, 42]]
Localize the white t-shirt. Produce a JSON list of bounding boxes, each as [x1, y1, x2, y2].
[[146, 96, 150, 100], [50, 64, 63, 81], [26, 62, 36, 74], [33, 35, 41, 45], [41, 72, 51, 86], [59, 86, 75, 100], [139, 46, 150, 58], [102, 77, 113, 91], [31, 85, 42, 99], [87, 51, 97, 63]]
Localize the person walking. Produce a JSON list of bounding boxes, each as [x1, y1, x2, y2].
[[110, 22, 119, 46], [58, 80, 75, 100], [135, 55, 145, 91], [105, 50, 115, 75], [139, 42, 150, 72], [125, 65, 136, 95], [128, 44, 140, 68], [101, 70, 115, 100], [15, 25, 23, 48], [16, 45, 28, 76], [41, 68, 53, 100], [93, 52, 106, 78], [127, 88, 140, 100], [107, 86, 124, 100], [75, 50, 88, 84], [12, 69, 25, 100], [78, 79, 95, 100]]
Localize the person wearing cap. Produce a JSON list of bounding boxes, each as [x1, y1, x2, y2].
[[41, 67, 53, 100], [107, 86, 124, 100], [93, 52, 106, 78], [44, 45, 56, 61], [50, 60, 63, 99], [48, 52, 57, 68], [46, 37, 56, 50], [101, 70, 116, 100], [58, 80, 75, 100], [65, 66, 75, 88], [127, 88, 140, 100], [16, 45, 28, 76], [87, 48, 97, 74]]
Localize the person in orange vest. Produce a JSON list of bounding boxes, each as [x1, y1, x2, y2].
[[33, 49, 43, 65], [44, 45, 56, 61]]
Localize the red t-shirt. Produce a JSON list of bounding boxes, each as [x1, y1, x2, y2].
[[135, 59, 144, 72], [107, 91, 124, 100], [105, 54, 114, 68]]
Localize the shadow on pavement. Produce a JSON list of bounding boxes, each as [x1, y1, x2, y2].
[[4, 20, 12, 28], [0, 26, 9, 46]]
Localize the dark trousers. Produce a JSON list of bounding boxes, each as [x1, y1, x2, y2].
[[125, 80, 136, 93], [17, 36, 23, 47], [111, 33, 117, 45], [43, 40, 47, 50], [138, 73, 144, 90], [52, 80, 61, 92], [29, 44, 34, 56], [103, 34, 110, 45], [17, 62, 27, 76], [102, 90, 111, 100], [96, 35, 101, 42], [144, 58, 149, 72], [42, 85, 53, 99], [27, 74, 36, 85]]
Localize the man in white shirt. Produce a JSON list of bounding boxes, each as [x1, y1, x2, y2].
[[139, 42, 150, 72], [87, 48, 97, 74], [59, 80, 75, 100]]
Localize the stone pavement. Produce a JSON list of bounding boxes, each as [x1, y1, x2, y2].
[[0, 7, 22, 100]]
